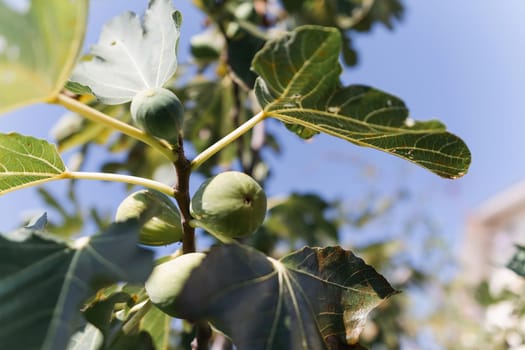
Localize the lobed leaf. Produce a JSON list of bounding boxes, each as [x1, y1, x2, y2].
[[252, 26, 471, 179], [0, 218, 153, 350], [70, 0, 182, 104], [0, 0, 88, 113], [0, 133, 67, 195], [172, 244, 397, 350]]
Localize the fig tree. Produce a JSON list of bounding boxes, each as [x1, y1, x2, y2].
[[115, 189, 183, 246], [145, 252, 206, 318], [190, 171, 267, 240], [130, 87, 184, 145]]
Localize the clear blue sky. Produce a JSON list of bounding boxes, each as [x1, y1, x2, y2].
[[1, 0, 525, 260]]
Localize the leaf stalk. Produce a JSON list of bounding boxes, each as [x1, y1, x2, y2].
[[191, 111, 267, 170], [66, 171, 176, 196], [54, 93, 176, 161]]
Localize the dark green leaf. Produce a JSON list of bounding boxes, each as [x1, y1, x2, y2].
[[172, 244, 397, 350], [0, 133, 67, 195], [0, 0, 88, 113], [507, 245, 525, 278], [83, 292, 134, 337], [260, 193, 339, 246], [0, 220, 153, 350], [227, 27, 265, 88], [252, 26, 471, 179], [353, 0, 404, 31], [280, 0, 371, 30], [70, 0, 182, 104], [64, 81, 94, 96], [190, 28, 224, 64]]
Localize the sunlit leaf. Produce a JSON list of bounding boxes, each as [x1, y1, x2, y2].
[[140, 304, 170, 350], [172, 244, 397, 350], [0, 219, 153, 350], [0, 133, 66, 195], [0, 0, 88, 113], [252, 26, 471, 179], [507, 245, 525, 278], [70, 0, 182, 104], [67, 323, 104, 350]]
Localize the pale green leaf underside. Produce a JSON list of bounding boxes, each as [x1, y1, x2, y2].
[[173, 244, 396, 350], [0, 220, 153, 350], [252, 26, 471, 179], [0, 0, 88, 113], [0, 133, 66, 195], [70, 0, 182, 104]]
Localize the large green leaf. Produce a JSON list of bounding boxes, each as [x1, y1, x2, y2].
[[0, 0, 88, 113], [0, 217, 153, 350], [0, 133, 66, 195], [172, 244, 397, 350], [252, 26, 471, 179], [70, 0, 182, 104]]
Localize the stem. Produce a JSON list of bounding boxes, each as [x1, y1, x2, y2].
[[231, 82, 247, 173], [66, 171, 175, 196], [171, 137, 196, 254], [54, 93, 176, 161], [193, 321, 212, 350], [191, 111, 267, 170]]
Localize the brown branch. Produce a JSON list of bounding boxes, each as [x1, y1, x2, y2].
[[172, 135, 195, 254]]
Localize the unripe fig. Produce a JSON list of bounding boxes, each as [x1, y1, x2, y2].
[[130, 87, 184, 145], [115, 189, 183, 246], [145, 252, 206, 318], [190, 171, 267, 240]]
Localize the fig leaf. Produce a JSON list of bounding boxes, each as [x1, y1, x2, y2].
[[171, 244, 397, 350], [252, 25, 471, 179], [0, 133, 66, 196], [0, 0, 88, 113], [0, 219, 153, 350], [70, 0, 182, 104]]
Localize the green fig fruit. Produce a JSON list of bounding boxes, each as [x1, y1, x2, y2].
[[190, 171, 267, 240], [145, 252, 206, 318], [130, 87, 184, 145], [115, 189, 183, 246]]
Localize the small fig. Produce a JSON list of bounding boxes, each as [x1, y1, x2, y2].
[[145, 252, 206, 318], [115, 189, 183, 246], [130, 87, 184, 145], [190, 171, 267, 240]]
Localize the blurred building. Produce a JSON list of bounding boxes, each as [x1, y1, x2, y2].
[[464, 180, 525, 287], [463, 180, 525, 348]]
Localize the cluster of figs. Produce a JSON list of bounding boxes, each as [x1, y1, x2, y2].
[[116, 88, 267, 316]]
